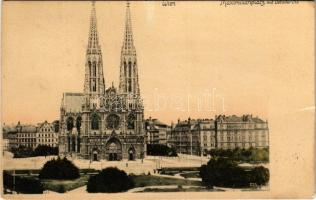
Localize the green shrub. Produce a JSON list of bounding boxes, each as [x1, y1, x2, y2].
[[39, 157, 79, 180], [34, 145, 58, 156], [87, 167, 134, 193], [147, 144, 178, 157], [3, 171, 43, 194], [207, 148, 269, 162], [200, 158, 269, 188], [57, 185, 66, 193]]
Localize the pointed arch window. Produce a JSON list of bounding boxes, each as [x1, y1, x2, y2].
[[106, 114, 120, 129], [67, 136, 71, 152], [76, 116, 82, 134], [128, 61, 132, 77], [66, 117, 74, 131], [91, 114, 100, 130], [88, 61, 92, 77], [127, 113, 136, 130], [93, 61, 97, 77], [128, 80, 132, 92], [72, 136, 76, 152], [92, 80, 96, 92], [124, 61, 127, 76]]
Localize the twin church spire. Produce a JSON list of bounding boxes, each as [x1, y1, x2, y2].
[[119, 1, 140, 95], [84, 1, 105, 95], [84, 1, 140, 97]]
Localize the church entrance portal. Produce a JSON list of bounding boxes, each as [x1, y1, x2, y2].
[[92, 151, 98, 161], [109, 153, 118, 161], [106, 138, 122, 161], [128, 146, 135, 161]]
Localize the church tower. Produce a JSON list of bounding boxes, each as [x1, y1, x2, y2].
[[119, 2, 140, 97], [84, 2, 105, 96]]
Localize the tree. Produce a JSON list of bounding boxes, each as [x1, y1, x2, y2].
[[3, 171, 43, 194], [249, 166, 269, 186], [87, 167, 134, 193], [39, 157, 79, 180], [34, 145, 58, 156], [200, 157, 269, 188], [147, 144, 178, 157], [12, 146, 34, 158]]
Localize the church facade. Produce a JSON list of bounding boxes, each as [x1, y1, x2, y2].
[[58, 2, 145, 161]]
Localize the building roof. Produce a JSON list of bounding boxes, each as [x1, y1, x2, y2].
[[3, 125, 17, 133], [173, 119, 199, 131], [61, 92, 85, 113], [145, 118, 169, 131], [216, 114, 266, 123], [20, 125, 37, 133]]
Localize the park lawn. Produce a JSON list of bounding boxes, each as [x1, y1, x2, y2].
[[131, 175, 202, 187], [41, 175, 90, 193], [179, 171, 200, 179]]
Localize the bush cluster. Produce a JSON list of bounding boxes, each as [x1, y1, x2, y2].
[[39, 157, 79, 180], [147, 144, 177, 157], [3, 171, 43, 194], [87, 167, 134, 193], [207, 147, 269, 163], [200, 157, 269, 188], [12, 145, 58, 158]]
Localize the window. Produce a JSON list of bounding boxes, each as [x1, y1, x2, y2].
[[76, 116, 82, 133], [127, 113, 135, 129], [124, 61, 127, 76], [128, 61, 132, 78], [91, 114, 100, 130], [106, 114, 120, 129], [92, 61, 96, 77], [67, 117, 74, 131]]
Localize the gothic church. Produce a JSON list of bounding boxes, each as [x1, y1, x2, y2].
[[59, 2, 145, 161]]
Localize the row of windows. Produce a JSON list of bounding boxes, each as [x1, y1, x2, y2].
[[219, 130, 267, 135], [220, 135, 266, 141], [203, 143, 215, 147], [218, 142, 257, 148], [19, 144, 56, 148], [19, 138, 36, 142], [40, 128, 52, 132], [37, 144, 57, 147], [38, 139, 57, 143], [17, 134, 36, 138], [38, 133, 57, 138]]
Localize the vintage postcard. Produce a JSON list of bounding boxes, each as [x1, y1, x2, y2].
[[1, 0, 314, 199]]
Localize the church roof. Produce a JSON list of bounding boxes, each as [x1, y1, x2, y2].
[[62, 92, 85, 113]]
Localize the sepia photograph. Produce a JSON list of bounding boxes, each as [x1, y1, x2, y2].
[[1, 0, 314, 199]]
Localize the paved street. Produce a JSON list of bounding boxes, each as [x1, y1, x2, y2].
[[3, 152, 209, 175]]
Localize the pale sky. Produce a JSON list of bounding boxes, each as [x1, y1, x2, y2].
[[2, 1, 314, 125]]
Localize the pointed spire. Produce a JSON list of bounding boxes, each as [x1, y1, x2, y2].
[[84, 1, 105, 95], [119, 1, 140, 96], [122, 1, 135, 54], [87, 1, 101, 54]]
